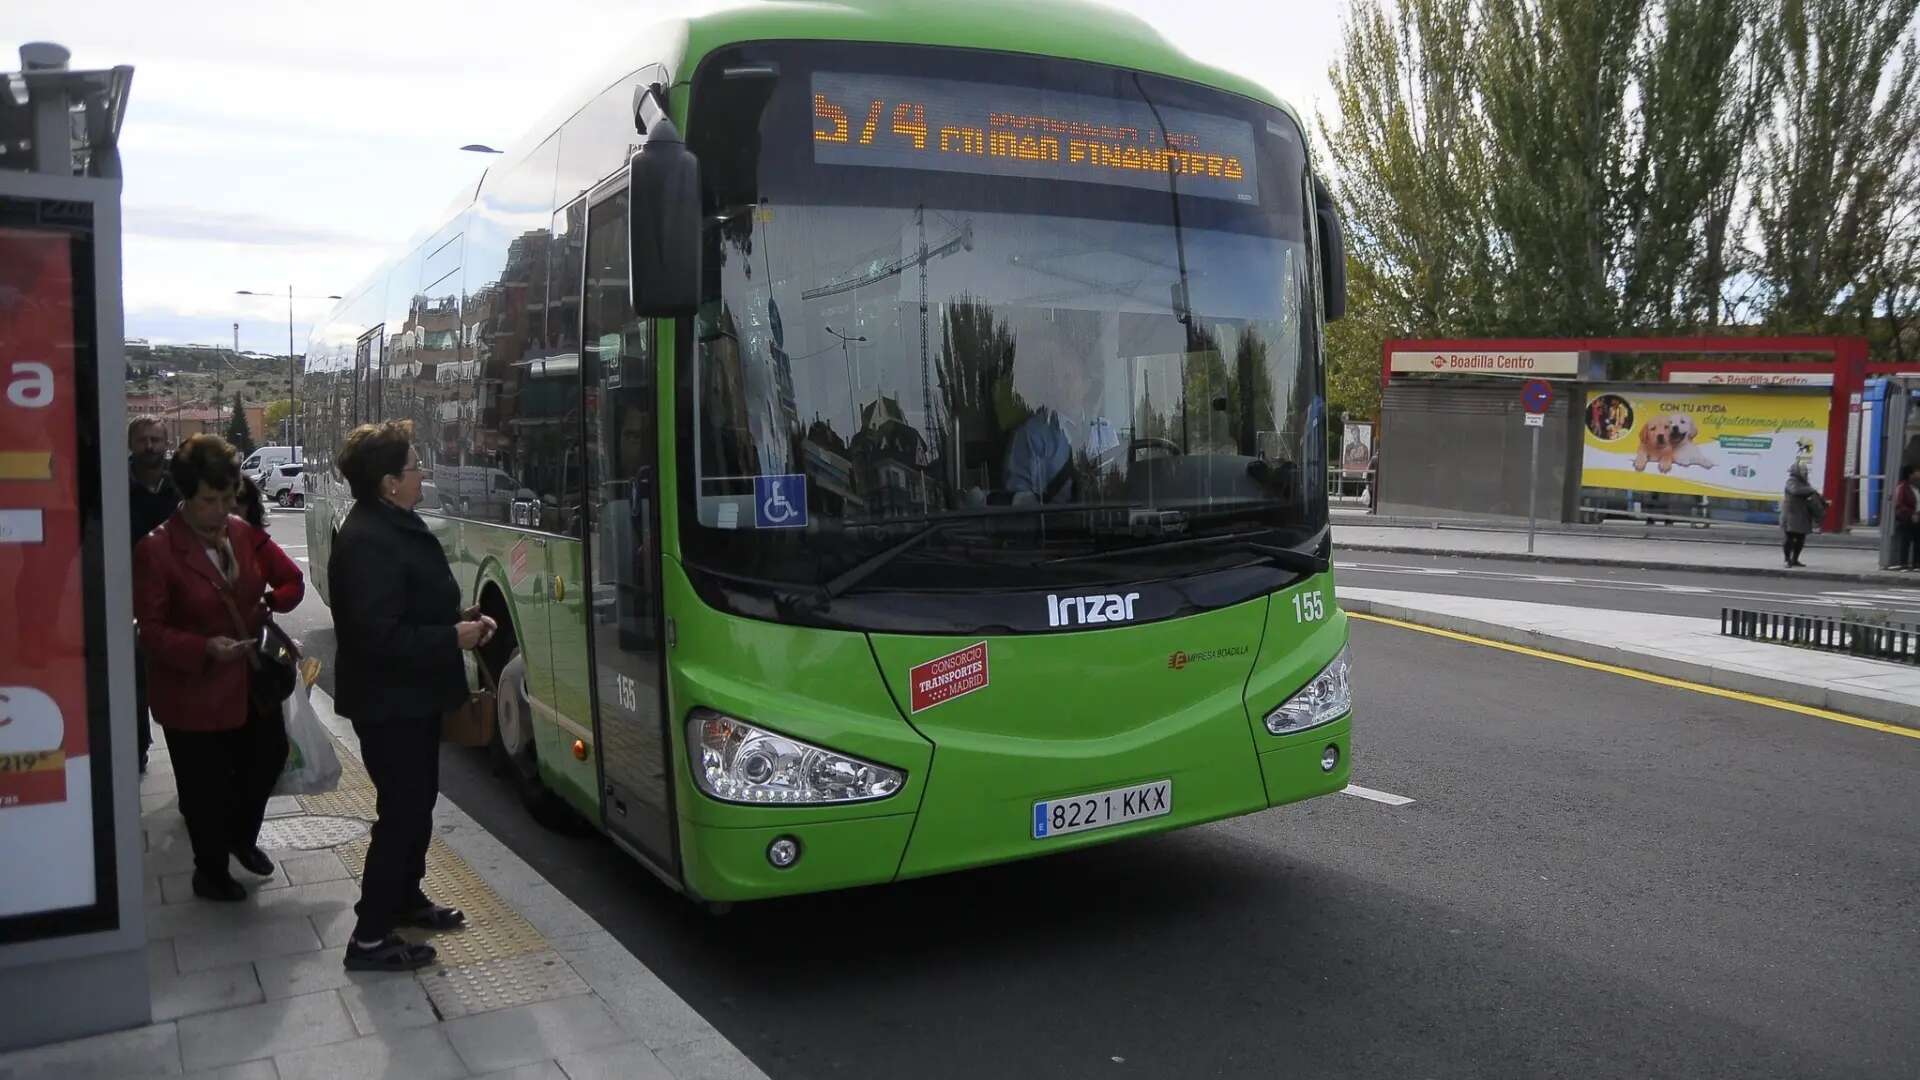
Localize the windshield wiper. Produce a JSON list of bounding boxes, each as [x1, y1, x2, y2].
[[1043, 526, 1330, 576]]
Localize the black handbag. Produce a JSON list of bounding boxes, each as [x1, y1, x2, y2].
[[217, 586, 298, 710]]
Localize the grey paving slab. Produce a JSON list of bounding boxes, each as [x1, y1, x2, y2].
[[651, 1036, 771, 1080], [253, 949, 363, 1001], [0, 1022, 181, 1079], [339, 974, 439, 1036], [153, 962, 266, 1023], [473, 1064, 566, 1080], [271, 1027, 466, 1080], [145, 873, 166, 907], [143, 791, 179, 815], [506, 882, 600, 940], [174, 914, 324, 973], [442, 995, 630, 1075], [265, 796, 305, 819], [176, 990, 356, 1072], [309, 907, 356, 950], [556, 935, 713, 1054], [278, 850, 351, 886], [553, 1041, 674, 1080], [149, 937, 179, 980], [178, 1061, 278, 1080]]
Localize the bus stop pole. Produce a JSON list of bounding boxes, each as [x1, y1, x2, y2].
[[1528, 422, 1540, 553]]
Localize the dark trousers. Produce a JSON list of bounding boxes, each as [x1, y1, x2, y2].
[[1784, 531, 1807, 565], [134, 649, 152, 765], [163, 702, 287, 878], [1897, 522, 1920, 567], [351, 713, 441, 941]]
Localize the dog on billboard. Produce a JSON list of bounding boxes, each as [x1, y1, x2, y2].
[[1634, 414, 1716, 473]]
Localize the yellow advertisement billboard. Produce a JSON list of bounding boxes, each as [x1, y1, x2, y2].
[[1581, 389, 1828, 500]]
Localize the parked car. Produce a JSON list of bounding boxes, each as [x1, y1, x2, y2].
[[263, 462, 305, 508]]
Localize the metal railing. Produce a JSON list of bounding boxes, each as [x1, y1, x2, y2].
[[1721, 607, 1919, 666]]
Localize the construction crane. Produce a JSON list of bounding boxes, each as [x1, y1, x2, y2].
[[801, 212, 972, 446]]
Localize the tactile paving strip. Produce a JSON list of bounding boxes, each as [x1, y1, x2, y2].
[[257, 814, 370, 851], [297, 725, 571, 1017], [420, 949, 591, 1020], [296, 751, 378, 821], [336, 835, 548, 970]]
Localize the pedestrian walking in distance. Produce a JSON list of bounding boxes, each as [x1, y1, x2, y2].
[[330, 421, 494, 971], [127, 415, 179, 775], [133, 434, 305, 902], [1894, 464, 1919, 570], [1781, 461, 1824, 568]]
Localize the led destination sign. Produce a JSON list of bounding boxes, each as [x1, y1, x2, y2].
[[812, 71, 1260, 203]]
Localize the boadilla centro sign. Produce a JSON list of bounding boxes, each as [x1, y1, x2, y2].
[[1389, 351, 1581, 376]]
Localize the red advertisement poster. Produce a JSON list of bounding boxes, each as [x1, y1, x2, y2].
[[0, 227, 86, 817], [908, 641, 989, 714]]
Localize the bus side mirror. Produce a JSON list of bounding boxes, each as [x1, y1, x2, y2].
[[629, 116, 702, 318], [1312, 175, 1347, 323]]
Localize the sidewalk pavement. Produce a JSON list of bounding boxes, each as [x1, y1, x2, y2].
[[1333, 520, 1908, 583], [0, 689, 768, 1080], [1338, 585, 1920, 731]]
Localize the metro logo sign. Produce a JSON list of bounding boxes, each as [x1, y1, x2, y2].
[[908, 642, 989, 714]]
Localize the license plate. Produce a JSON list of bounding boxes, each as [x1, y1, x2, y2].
[[1033, 779, 1171, 839]]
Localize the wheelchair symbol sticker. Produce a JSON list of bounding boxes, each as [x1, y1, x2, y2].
[[753, 474, 808, 529]]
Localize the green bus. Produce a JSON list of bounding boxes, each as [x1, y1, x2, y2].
[[303, 0, 1354, 904]]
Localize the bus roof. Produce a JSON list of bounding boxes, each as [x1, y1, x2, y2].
[[318, 0, 1302, 341]]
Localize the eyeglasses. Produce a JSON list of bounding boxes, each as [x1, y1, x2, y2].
[[402, 463, 425, 474]]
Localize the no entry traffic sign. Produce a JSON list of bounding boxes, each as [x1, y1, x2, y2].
[[1521, 378, 1553, 414]]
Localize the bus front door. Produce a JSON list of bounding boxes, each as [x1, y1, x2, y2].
[[578, 183, 676, 875]]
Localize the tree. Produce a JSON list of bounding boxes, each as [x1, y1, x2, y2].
[[1321, 0, 1504, 338], [1752, 0, 1920, 358], [224, 393, 256, 456], [263, 399, 295, 444], [934, 298, 1024, 486]]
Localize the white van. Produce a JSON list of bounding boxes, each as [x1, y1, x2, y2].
[[240, 446, 300, 484], [262, 462, 306, 507]]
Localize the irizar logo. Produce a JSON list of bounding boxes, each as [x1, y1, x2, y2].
[[1047, 591, 1141, 628]]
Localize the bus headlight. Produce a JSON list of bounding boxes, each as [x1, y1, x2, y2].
[[688, 710, 904, 805], [1263, 645, 1353, 735]]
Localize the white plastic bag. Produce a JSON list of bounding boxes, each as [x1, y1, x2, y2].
[[275, 681, 341, 795]]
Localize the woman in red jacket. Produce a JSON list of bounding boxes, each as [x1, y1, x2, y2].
[[135, 434, 305, 902]]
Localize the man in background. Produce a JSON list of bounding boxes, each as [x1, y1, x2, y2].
[[127, 416, 177, 773]]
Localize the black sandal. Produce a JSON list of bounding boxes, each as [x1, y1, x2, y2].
[[398, 902, 466, 931], [343, 935, 437, 972]]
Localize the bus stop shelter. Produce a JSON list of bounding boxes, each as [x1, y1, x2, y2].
[[1374, 335, 1920, 534]]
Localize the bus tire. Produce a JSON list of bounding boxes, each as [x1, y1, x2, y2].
[[487, 647, 583, 833]]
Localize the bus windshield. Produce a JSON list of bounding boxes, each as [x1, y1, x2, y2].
[[683, 42, 1326, 594]]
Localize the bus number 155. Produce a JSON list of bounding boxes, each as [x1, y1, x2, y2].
[[1291, 592, 1326, 623]]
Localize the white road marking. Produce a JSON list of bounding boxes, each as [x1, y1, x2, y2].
[[1531, 575, 1576, 583], [1658, 585, 1713, 593], [1341, 783, 1415, 806]]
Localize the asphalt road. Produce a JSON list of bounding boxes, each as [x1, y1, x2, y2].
[[266, 509, 1920, 1079], [1335, 548, 1920, 621]]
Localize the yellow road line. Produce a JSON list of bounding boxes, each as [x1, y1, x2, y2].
[[1348, 610, 1920, 741]]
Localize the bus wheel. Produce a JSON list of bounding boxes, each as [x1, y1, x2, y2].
[[489, 649, 580, 832]]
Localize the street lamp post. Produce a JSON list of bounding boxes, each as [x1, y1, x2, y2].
[[237, 287, 342, 460], [824, 325, 867, 431]]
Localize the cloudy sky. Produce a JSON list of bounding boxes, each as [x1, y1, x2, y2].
[[8, 0, 1345, 352]]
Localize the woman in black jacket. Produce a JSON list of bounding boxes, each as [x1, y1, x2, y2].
[[330, 421, 494, 971]]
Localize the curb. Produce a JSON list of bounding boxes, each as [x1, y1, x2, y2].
[[306, 686, 771, 1080], [1334, 541, 1908, 585], [1339, 595, 1920, 732]]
